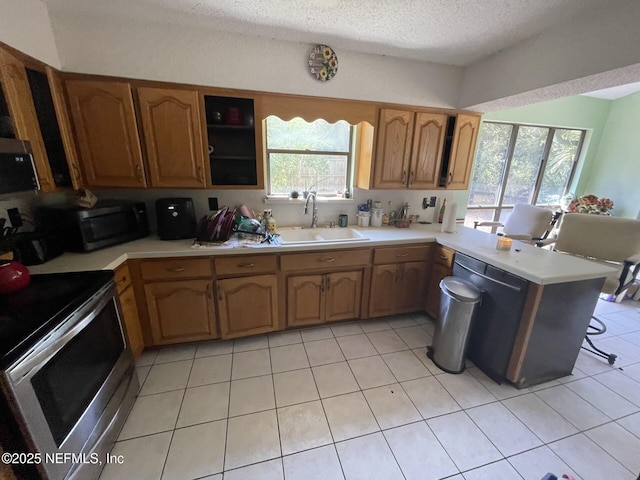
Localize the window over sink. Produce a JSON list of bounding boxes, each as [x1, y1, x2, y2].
[[265, 116, 355, 197]]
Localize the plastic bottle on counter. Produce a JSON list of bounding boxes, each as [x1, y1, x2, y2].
[[438, 199, 447, 223]]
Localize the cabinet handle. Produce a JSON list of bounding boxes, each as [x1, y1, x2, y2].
[[447, 172, 453, 185], [237, 263, 255, 268], [135, 164, 144, 183], [198, 166, 204, 183], [395, 267, 400, 282], [217, 285, 222, 301], [402, 170, 407, 184], [116, 276, 127, 285], [207, 283, 213, 299], [326, 276, 330, 291], [395, 252, 409, 258], [167, 267, 186, 273], [409, 170, 414, 185], [320, 276, 325, 293], [320, 257, 335, 263], [439, 254, 448, 260]]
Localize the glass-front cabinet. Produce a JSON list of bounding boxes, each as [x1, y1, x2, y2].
[[204, 95, 261, 188]]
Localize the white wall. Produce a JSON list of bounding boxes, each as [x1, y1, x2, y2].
[[459, 0, 640, 112], [48, 12, 462, 109], [0, 0, 60, 67]]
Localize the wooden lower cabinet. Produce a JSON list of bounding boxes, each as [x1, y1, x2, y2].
[[287, 270, 363, 327], [369, 245, 432, 318], [144, 279, 217, 344], [217, 274, 278, 338], [119, 285, 144, 357], [369, 261, 428, 318], [425, 245, 455, 318]]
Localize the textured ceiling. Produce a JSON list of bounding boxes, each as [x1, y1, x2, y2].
[[42, 0, 607, 66]]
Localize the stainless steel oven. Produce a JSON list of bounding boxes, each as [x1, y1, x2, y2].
[[0, 273, 139, 480]]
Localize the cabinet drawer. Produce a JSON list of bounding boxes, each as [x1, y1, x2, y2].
[[114, 262, 132, 294], [140, 258, 212, 280], [215, 255, 277, 276], [434, 246, 455, 268], [374, 245, 432, 264], [280, 249, 371, 272]]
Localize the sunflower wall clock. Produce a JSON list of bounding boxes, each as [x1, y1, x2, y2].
[[308, 44, 338, 82]]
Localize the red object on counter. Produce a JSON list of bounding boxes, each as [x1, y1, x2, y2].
[[0, 260, 31, 294]]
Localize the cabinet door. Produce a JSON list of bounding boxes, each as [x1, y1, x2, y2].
[[372, 109, 413, 189], [46, 67, 83, 189], [287, 274, 325, 327], [66, 79, 146, 187], [368, 264, 398, 318], [218, 275, 278, 338], [137, 87, 207, 188], [119, 285, 144, 357], [145, 279, 216, 345], [409, 112, 447, 189], [0, 47, 55, 191], [397, 261, 429, 314], [425, 263, 451, 319], [446, 113, 480, 190], [325, 270, 363, 322]]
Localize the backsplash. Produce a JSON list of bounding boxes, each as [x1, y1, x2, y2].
[[91, 188, 470, 231], [1, 188, 470, 234]]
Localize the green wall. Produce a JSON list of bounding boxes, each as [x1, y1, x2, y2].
[[481, 95, 612, 197], [584, 91, 640, 218]]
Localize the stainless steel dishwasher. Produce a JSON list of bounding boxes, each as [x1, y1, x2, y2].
[[452, 252, 529, 384]]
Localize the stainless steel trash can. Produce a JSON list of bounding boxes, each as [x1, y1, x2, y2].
[[427, 276, 481, 374]]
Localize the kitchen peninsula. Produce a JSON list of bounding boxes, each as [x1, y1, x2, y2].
[[29, 224, 615, 388]]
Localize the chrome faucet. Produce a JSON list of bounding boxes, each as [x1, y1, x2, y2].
[[303, 191, 319, 228]]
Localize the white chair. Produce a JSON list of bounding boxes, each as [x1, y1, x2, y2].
[[539, 213, 640, 364], [539, 213, 640, 302], [474, 204, 559, 242]]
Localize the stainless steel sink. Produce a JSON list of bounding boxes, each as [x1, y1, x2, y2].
[[278, 227, 369, 244]]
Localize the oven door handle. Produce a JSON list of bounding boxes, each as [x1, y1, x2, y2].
[[8, 283, 119, 383]]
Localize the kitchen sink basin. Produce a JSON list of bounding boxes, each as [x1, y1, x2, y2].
[[278, 227, 369, 244]]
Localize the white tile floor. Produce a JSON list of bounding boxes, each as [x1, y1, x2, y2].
[[99, 298, 640, 480]]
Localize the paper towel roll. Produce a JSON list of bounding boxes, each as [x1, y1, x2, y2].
[[441, 202, 458, 233]]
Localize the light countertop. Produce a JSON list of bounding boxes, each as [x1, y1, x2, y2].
[[28, 224, 616, 286]]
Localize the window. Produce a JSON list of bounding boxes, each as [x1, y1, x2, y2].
[[265, 116, 354, 196], [466, 121, 585, 229]]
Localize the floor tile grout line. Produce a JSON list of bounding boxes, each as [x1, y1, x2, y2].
[[531, 382, 615, 431], [220, 341, 235, 475], [563, 373, 640, 419], [543, 430, 637, 478]]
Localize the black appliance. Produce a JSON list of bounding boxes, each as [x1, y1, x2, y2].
[[156, 197, 197, 240], [0, 138, 39, 195], [0, 271, 138, 480], [452, 252, 530, 384], [37, 200, 149, 252], [8, 231, 64, 265]]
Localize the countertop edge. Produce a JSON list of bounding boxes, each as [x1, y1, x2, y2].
[[27, 226, 616, 286]]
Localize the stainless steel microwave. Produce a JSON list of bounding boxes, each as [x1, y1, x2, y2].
[[38, 200, 150, 252], [0, 138, 40, 195]]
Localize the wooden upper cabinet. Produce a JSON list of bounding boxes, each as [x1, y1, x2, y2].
[[137, 87, 207, 188], [372, 109, 414, 188], [0, 47, 55, 191], [446, 113, 480, 190], [46, 67, 83, 189], [409, 112, 447, 189], [66, 79, 146, 187]]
